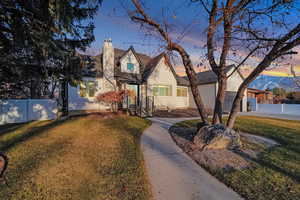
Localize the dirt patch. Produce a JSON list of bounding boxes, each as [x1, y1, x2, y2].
[[153, 108, 202, 118], [169, 126, 278, 171]]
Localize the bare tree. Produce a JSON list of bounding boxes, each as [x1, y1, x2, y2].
[[128, 0, 209, 124], [191, 0, 300, 127]]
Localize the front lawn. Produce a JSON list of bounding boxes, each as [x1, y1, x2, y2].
[[0, 115, 152, 200], [177, 116, 300, 200]]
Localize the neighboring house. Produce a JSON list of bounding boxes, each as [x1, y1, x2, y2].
[[247, 88, 273, 104], [68, 39, 247, 115]]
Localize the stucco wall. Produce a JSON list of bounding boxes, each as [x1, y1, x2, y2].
[[68, 77, 113, 111], [226, 69, 247, 112], [226, 69, 243, 92], [147, 57, 189, 109], [120, 50, 140, 74], [189, 83, 216, 110]]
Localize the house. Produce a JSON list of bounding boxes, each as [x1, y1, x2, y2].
[[247, 88, 273, 111], [68, 39, 247, 115], [247, 88, 273, 104]]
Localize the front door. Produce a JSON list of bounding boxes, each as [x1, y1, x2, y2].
[[127, 84, 139, 106]]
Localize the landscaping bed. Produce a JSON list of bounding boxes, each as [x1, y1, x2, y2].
[[0, 114, 152, 200], [153, 108, 201, 118], [170, 116, 300, 200]]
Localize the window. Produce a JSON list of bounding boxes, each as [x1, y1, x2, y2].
[[153, 85, 172, 96], [177, 87, 188, 97], [80, 81, 97, 97], [127, 63, 134, 71], [79, 82, 87, 97]]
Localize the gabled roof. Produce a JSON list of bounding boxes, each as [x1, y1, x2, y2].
[[114, 47, 152, 84], [142, 53, 165, 81], [142, 53, 189, 86], [114, 47, 151, 70]]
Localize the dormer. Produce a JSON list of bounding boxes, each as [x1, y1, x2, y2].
[[120, 46, 140, 74]]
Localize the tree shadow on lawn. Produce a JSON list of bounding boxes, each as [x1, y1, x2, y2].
[[0, 123, 28, 137], [0, 118, 80, 197], [0, 119, 71, 153], [236, 147, 300, 183]]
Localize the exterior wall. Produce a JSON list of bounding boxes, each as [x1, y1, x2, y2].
[[189, 83, 216, 111], [0, 99, 57, 125], [120, 50, 140, 74], [226, 68, 247, 112], [68, 77, 113, 111], [176, 86, 189, 108], [147, 57, 189, 109], [226, 68, 243, 92]]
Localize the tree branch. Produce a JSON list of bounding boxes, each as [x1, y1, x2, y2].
[[207, 0, 218, 73], [226, 45, 260, 78]]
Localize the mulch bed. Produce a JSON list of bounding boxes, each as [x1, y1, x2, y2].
[[153, 108, 201, 118]]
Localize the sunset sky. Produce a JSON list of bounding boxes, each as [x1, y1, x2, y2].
[[87, 0, 300, 77]]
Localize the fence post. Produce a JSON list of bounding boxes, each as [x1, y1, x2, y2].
[[281, 104, 284, 113], [255, 98, 258, 111]]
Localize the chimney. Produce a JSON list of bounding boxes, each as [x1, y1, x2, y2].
[[102, 38, 114, 80]]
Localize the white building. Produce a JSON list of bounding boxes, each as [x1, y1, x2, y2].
[[68, 39, 247, 115]]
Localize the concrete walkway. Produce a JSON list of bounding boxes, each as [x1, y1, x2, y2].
[[142, 117, 243, 200]]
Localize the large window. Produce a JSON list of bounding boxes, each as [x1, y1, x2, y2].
[[153, 85, 172, 96], [177, 87, 188, 97], [80, 81, 96, 97]]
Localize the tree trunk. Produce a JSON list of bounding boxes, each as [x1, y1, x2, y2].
[[179, 50, 209, 124], [30, 78, 41, 98], [60, 79, 69, 117], [212, 76, 227, 124]]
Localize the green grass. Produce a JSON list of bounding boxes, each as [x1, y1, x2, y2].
[[176, 116, 300, 200], [0, 115, 152, 200]]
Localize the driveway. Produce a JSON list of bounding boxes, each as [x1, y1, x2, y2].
[[142, 117, 243, 200], [239, 112, 300, 121]]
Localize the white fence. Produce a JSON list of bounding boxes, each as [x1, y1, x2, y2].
[[256, 104, 300, 115], [0, 99, 57, 125]]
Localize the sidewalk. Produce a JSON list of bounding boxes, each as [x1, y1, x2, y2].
[[142, 117, 243, 200]]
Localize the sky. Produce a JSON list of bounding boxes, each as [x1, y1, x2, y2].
[[86, 0, 300, 77]]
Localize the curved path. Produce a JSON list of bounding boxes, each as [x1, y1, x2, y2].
[[142, 117, 243, 200]]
